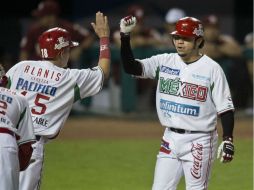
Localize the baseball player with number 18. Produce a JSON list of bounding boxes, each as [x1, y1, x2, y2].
[[6, 12, 110, 190], [120, 16, 235, 190], [0, 66, 35, 190]]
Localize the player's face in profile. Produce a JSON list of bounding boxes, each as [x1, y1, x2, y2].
[[172, 35, 196, 57]]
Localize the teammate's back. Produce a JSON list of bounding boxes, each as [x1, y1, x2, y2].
[[0, 86, 35, 146], [0, 72, 35, 190], [7, 59, 103, 137]]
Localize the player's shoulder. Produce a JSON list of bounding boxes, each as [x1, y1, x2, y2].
[[160, 52, 178, 62], [139, 53, 175, 65], [151, 52, 175, 59], [0, 87, 25, 102], [202, 55, 221, 67], [202, 55, 225, 72], [67, 67, 98, 74], [9, 60, 38, 69], [60, 68, 80, 79], [0, 87, 16, 95]]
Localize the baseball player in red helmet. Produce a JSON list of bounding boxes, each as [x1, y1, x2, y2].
[[6, 12, 110, 189], [120, 15, 235, 190], [0, 66, 35, 190]]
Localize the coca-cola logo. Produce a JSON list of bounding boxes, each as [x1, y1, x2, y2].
[[190, 143, 203, 179]]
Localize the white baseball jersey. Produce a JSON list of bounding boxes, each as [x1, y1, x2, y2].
[[138, 53, 234, 132], [6, 60, 104, 138], [0, 87, 35, 144], [0, 87, 35, 190]]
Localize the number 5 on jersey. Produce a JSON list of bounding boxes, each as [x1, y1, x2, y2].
[[21, 91, 50, 115]]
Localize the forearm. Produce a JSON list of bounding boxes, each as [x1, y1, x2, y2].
[[98, 37, 111, 79], [120, 33, 142, 76], [220, 110, 234, 140], [91, 12, 110, 79]]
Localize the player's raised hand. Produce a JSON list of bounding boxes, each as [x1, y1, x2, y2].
[[91, 11, 110, 38], [217, 137, 234, 163], [120, 15, 137, 34]]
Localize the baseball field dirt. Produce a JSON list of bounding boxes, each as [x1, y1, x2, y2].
[[57, 115, 253, 140]]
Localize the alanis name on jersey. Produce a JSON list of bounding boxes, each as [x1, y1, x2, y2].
[[13, 65, 63, 96], [24, 65, 62, 81]]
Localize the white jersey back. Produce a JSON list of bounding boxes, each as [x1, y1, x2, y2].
[[6, 60, 104, 137], [0, 87, 35, 145], [138, 53, 234, 132]]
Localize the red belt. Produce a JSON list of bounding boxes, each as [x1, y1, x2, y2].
[[0, 127, 20, 140]]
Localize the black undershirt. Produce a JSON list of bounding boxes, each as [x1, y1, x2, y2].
[[120, 33, 142, 76], [220, 110, 234, 139]]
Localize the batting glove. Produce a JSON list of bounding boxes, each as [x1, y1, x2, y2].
[[120, 15, 137, 34], [217, 137, 234, 163]]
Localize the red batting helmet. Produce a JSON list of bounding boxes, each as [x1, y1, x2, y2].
[[171, 17, 204, 38], [38, 27, 79, 59]]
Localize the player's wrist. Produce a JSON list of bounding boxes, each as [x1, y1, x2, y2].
[[223, 136, 233, 142], [120, 32, 130, 37], [100, 36, 109, 41], [99, 35, 109, 38], [99, 37, 110, 59]]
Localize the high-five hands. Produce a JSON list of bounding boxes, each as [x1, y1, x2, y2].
[[91, 11, 110, 38], [120, 15, 137, 34]]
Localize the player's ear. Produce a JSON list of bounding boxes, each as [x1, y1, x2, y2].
[[59, 50, 64, 58], [171, 37, 176, 47], [196, 37, 204, 48], [59, 49, 66, 60]]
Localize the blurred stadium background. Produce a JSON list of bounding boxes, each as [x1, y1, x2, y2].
[[0, 0, 253, 189], [0, 0, 252, 115]]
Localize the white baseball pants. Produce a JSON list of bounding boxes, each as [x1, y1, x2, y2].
[[152, 128, 218, 190], [0, 133, 19, 190]]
